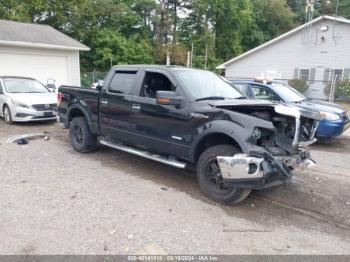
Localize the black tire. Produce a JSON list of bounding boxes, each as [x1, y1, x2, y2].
[[3, 105, 13, 124], [69, 117, 97, 153], [197, 144, 251, 205]]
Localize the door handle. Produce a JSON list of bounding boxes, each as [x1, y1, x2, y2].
[[101, 99, 108, 105], [132, 104, 141, 110]]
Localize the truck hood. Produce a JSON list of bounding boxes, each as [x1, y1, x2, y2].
[[207, 99, 320, 120], [7, 92, 56, 106], [207, 99, 276, 107]]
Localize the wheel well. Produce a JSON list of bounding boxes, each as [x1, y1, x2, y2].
[[3, 103, 8, 111], [194, 133, 241, 162], [68, 108, 85, 125]]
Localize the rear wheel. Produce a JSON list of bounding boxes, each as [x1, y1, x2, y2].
[[197, 144, 251, 205], [3, 105, 13, 124], [69, 117, 97, 152]]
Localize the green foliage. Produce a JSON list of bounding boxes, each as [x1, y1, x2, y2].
[[324, 81, 343, 100], [338, 80, 350, 100], [288, 79, 309, 93], [2, 0, 342, 85]]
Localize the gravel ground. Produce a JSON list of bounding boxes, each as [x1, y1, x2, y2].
[[0, 120, 350, 255]]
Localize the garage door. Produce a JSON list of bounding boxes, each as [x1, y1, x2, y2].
[[0, 51, 68, 87]]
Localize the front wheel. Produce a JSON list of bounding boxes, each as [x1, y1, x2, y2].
[[197, 144, 251, 205], [69, 117, 97, 153], [3, 105, 13, 124]]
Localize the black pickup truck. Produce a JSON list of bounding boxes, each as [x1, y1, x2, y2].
[[58, 65, 320, 204]]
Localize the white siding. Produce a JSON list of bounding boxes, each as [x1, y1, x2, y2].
[[224, 19, 350, 99], [0, 45, 81, 87]]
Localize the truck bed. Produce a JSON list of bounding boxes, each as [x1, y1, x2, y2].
[[58, 86, 100, 134]]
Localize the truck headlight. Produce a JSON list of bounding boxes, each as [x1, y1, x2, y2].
[[11, 99, 30, 108], [320, 111, 340, 121]]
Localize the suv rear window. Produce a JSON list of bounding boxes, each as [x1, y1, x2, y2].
[[109, 71, 137, 94]]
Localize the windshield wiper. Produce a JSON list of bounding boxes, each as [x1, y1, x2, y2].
[[195, 96, 226, 101]]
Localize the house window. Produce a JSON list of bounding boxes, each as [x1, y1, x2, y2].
[[333, 69, 343, 81], [299, 69, 310, 81]]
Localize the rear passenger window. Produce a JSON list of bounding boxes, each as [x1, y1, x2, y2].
[[0, 82, 3, 93], [109, 71, 137, 94]]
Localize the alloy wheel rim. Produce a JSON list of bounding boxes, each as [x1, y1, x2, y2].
[[206, 160, 230, 192], [4, 108, 10, 122], [73, 126, 84, 144]]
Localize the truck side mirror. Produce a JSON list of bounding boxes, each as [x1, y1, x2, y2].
[[156, 91, 183, 107], [96, 80, 104, 90]]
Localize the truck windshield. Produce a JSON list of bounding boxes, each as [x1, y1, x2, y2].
[[270, 83, 305, 103], [4, 78, 49, 93], [176, 70, 243, 101]]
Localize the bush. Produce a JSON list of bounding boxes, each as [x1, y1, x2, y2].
[[288, 79, 308, 93], [324, 80, 349, 100], [338, 80, 350, 101]]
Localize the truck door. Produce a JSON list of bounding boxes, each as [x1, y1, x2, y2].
[[128, 69, 192, 160], [99, 69, 142, 143]]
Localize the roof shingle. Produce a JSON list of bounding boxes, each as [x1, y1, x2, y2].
[[0, 19, 89, 51]]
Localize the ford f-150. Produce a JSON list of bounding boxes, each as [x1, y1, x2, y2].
[[58, 65, 320, 204]]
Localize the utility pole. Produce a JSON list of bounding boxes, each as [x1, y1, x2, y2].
[[332, 0, 340, 39], [190, 43, 194, 67], [204, 44, 208, 70]]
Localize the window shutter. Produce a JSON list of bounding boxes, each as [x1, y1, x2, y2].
[[324, 68, 331, 82], [293, 68, 299, 79], [310, 68, 316, 83], [344, 68, 350, 80]]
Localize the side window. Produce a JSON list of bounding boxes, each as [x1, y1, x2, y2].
[[140, 72, 176, 99], [0, 82, 3, 94], [232, 83, 248, 96], [109, 71, 137, 94], [251, 85, 280, 101]]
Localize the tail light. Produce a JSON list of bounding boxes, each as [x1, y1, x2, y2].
[[57, 92, 64, 104]]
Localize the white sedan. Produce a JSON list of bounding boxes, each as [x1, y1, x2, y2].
[[0, 76, 57, 124]]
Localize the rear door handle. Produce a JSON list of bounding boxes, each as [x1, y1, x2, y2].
[[132, 104, 141, 110], [101, 99, 108, 105]]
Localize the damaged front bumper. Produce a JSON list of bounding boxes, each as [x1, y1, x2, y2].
[[217, 144, 316, 190]]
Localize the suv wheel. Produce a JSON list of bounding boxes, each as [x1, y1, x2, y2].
[[3, 105, 13, 124], [69, 117, 97, 152], [197, 144, 251, 205]]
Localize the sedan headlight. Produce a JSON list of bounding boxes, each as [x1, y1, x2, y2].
[[11, 99, 30, 108], [319, 111, 340, 121]]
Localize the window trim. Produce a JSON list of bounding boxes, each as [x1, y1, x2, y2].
[[298, 68, 310, 81]]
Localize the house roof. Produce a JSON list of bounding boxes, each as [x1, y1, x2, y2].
[[216, 15, 350, 69], [0, 19, 90, 51]]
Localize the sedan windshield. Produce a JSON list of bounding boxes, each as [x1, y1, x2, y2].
[[175, 70, 243, 101], [4, 78, 49, 93], [270, 83, 305, 103]]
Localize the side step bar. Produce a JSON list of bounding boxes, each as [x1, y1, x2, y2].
[[99, 139, 187, 169]]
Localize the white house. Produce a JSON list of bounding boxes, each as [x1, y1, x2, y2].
[[0, 19, 89, 87], [217, 15, 350, 99]]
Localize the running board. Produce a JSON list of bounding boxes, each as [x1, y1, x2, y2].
[[99, 139, 186, 169]]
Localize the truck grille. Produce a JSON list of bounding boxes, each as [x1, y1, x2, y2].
[[32, 103, 57, 111]]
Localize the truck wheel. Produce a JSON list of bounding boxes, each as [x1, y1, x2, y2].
[[69, 117, 97, 153], [197, 145, 251, 205], [3, 105, 13, 124]]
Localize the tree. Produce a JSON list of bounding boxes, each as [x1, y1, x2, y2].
[[243, 0, 295, 50]]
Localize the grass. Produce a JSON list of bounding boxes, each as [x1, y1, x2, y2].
[[336, 101, 350, 111]]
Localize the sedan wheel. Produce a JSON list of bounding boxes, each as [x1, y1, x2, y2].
[[3, 106, 12, 124]]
